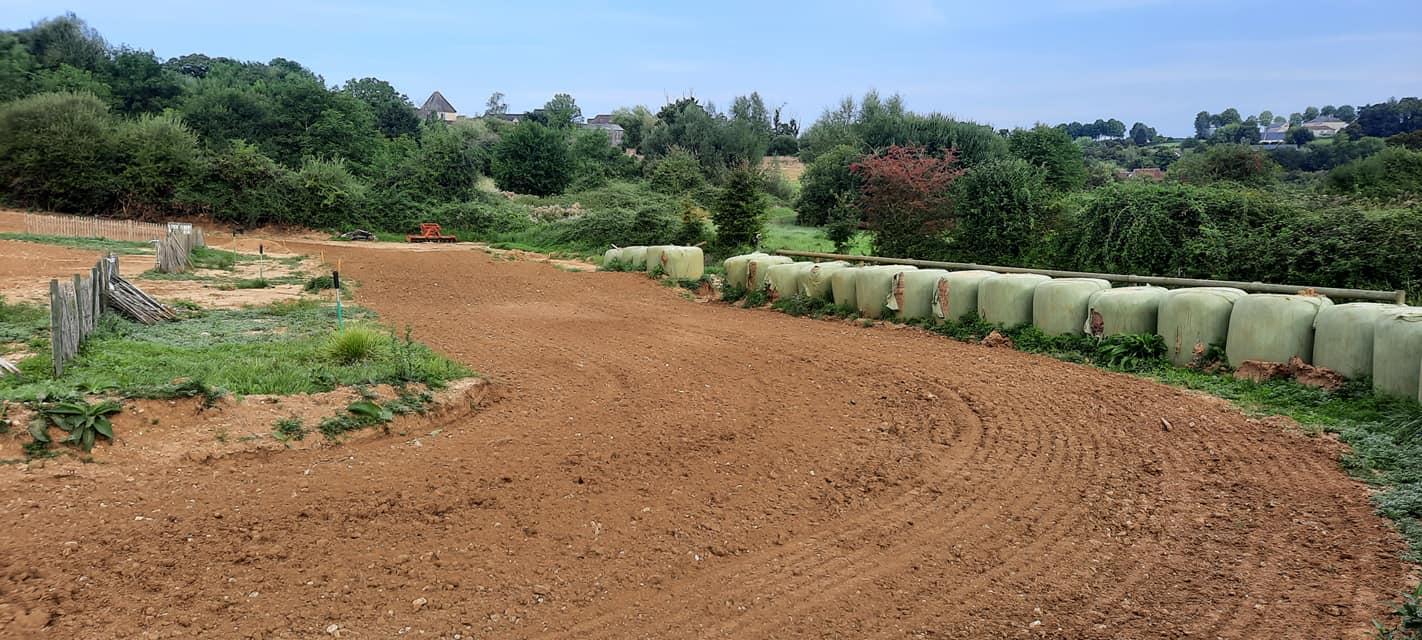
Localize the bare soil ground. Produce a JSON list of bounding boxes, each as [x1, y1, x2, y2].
[[0, 240, 1412, 638]]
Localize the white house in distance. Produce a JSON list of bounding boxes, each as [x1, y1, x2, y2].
[[1301, 115, 1348, 138], [417, 91, 458, 122]]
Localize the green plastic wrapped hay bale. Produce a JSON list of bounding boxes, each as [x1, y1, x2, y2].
[[601, 248, 623, 268], [746, 255, 794, 291], [1225, 294, 1332, 367], [644, 245, 677, 272], [1032, 278, 1111, 336], [978, 274, 1050, 329], [1085, 286, 1166, 337], [661, 246, 704, 280], [723, 252, 767, 289], [1373, 308, 1422, 399], [1313, 303, 1398, 378], [620, 246, 648, 271], [831, 267, 862, 307], [1157, 287, 1246, 367], [799, 261, 851, 300], [766, 262, 816, 299], [855, 266, 916, 319], [886, 269, 950, 321], [932, 270, 997, 322]]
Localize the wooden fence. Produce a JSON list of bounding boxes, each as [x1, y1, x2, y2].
[[23, 212, 205, 247], [155, 229, 197, 273], [49, 255, 176, 376]]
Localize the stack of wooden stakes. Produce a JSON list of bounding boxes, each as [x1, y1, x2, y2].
[[48, 255, 175, 376]]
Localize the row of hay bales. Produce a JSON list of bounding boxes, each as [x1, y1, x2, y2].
[[721, 253, 1422, 403], [602, 245, 705, 280]]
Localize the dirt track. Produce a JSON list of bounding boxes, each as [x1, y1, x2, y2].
[[0, 243, 1410, 638]]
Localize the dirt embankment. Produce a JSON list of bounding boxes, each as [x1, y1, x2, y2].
[[0, 240, 1411, 639]]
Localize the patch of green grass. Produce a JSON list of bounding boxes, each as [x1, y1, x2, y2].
[[228, 278, 270, 290], [0, 233, 152, 255], [0, 297, 49, 350], [757, 206, 872, 256], [0, 300, 470, 400], [190, 246, 246, 270], [138, 269, 215, 282], [273, 417, 306, 442]]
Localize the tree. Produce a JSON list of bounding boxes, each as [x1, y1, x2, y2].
[[0, 91, 119, 213], [342, 77, 419, 138], [1272, 116, 1286, 125], [1169, 144, 1279, 187], [1209, 122, 1260, 145], [794, 144, 861, 225], [113, 112, 202, 216], [1354, 97, 1422, 137], [1323, 147, 1422, 200], [491, 121, 572, 195], [648, 147, 705, 195], [484, 91, 507, 117], [1303, 106, 1320, 121], [850, 145, 964, 258], [1215, 108, 1242, 125], [1194, 111, 1212, 139], [1335, 104, 1356, 122], [1104, 118, 1126, 139], [713, 165, 765, 249], [104, 48, 183, 115], [539, 93, 582, 128], [1289, 112, 1304, 126], [610, 105, 655, 149], [1320, 105, 1336, 117], [1258, 110, 1274, 125], [17, 13, 108, 72], [1129, 122, 1157, 145], [1007, 125, 1086, 190], [1285, 126, 1314, 145], [951, 158, 1054, 265]]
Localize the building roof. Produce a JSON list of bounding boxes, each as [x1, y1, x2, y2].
[[583, 122, 624, 132], [588, 114, 615, 125], [1304, 115, 1344, 125], [418, 91, 457, 116]]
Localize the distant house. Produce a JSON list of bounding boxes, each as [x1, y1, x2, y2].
[[1301, 115, 1348, 138], [417, 91, 458, 122], [1260, 124, 1289, 144], [587, 114, 615, 125], [581, 122, 625, 146]]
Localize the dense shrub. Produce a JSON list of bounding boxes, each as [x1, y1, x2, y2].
[[553, 205, 678, 248], [428, 199, 531, 234], [1232, 205, 1422, 298], [570, 128, 638, 191], [713, 165, 766, 250], [852, 145, 962, 258], [1388, 130, 1422, 150], [950, 158, 1056, 265], [188, 140, 293, 227], [1267, 136, 1385, 172], [767, 134, 799, 156], [1323, 147, 1422, 200], [798, 92, 1006, 167], [794, 144, 860, 225], [1056, 181, 1280, 278], [1169, 144, 1279, 187], [648, 147, 704, 195], [289, 158, 367, 229], [491, 120, 572, 196], [113, 112, 202, 216], [0, 91, 118, 213], [1008, 125, 1086, 191]]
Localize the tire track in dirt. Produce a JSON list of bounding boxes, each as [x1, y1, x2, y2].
[[0, 243, 1409, 639]]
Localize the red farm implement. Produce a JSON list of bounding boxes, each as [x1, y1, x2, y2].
[[407, 223, 456, 243]]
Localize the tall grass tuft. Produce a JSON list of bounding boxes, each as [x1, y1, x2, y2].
[[327, 326, 387, 364]]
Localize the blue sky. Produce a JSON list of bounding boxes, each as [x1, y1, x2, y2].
[[4, 0, 1420, 136]]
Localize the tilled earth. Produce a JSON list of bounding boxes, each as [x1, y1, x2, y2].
[[0, 243, 1410, 639]]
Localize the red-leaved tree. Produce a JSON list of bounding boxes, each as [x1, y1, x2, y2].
[[850, 145, 964, 257]]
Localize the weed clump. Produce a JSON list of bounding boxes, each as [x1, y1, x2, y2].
[[327, 326, 387, 364]]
